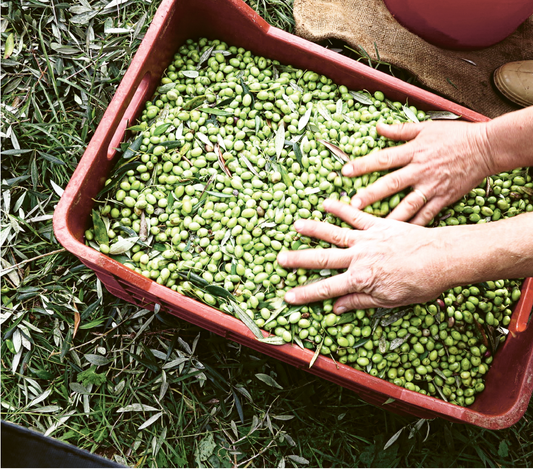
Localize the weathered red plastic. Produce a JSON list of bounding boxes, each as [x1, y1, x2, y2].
[[53, 0, 533, 429]]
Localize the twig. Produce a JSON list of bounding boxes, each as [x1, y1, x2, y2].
[[0, 248, 66, 275]]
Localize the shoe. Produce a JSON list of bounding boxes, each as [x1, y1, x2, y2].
[[493, 60, 533, 108]]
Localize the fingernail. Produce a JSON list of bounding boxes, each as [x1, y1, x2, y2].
[[342, 165, 354, 177], [351, 198, 361, 209], [294, 219, 305, 231], [277, 252, 287, 265], [336, 306, 346, 314], [285, 291, 295, 303], [322, 199, 331, 210]]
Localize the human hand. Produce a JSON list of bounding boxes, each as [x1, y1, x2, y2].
[[277, 199, 453, 312], [342, 120, 496, 225]]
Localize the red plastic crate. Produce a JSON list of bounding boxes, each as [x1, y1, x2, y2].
[[53, 0, 533, 429]]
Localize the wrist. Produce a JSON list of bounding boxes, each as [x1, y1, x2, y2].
[[433, 213, 533, 289], [484, 106, 533, 173]]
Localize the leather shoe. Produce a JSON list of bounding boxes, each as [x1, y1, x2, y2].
[[493, 60, 533, 108]]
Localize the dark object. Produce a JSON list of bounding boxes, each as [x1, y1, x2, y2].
[[1, 421, 124, 468]]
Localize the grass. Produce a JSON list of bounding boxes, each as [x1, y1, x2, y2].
[[1, 0, 532, 467]]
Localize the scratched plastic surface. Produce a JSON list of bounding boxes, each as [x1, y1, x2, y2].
[[53, 0, 533, 429]]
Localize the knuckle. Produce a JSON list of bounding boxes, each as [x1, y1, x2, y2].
[[386, 174, 402, 193], [330, 230, 349, 247], [347, 268, 372, 293], [377, 151, 392, 168], [315, 251, 331, 269], [405, 195, 423, 210], [317, 281, 333, 298]]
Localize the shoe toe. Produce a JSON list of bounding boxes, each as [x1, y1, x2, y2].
[[494, 61, 533, 108]]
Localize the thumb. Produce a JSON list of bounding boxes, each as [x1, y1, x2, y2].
[[377, 122, 425, 142]]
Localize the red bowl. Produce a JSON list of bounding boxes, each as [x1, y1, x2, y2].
[[382, 0, 533, 50]]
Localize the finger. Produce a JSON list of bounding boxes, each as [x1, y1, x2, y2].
[[277, 247, 351, 271], [376, 122, 426, 142], [341, 146, 411, 177], [284, 272, 354, 305], [334, 293, 385, 312], [350, 167, 416, 210], [409, 198, 446, 226], [322, 199, 380, 231], [386, 190, 429, 222], [291, 219, 354, 247]]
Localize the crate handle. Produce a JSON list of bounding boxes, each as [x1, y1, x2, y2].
[[107, 72, 152, 160], [509, 277, 533, 333]]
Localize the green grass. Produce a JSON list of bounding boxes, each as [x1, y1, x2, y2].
[[1, 0, 532, 467]]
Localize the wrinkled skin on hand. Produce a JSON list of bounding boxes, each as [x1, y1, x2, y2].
[[277, 199, 451, 312], [342, 120, 495, 226]]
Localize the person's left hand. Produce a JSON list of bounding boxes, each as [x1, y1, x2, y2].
[[277, 199, 453, 312]]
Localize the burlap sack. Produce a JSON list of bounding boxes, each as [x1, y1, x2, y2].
[[294, 0, 533, 118]]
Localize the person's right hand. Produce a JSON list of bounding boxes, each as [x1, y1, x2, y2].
[[342, 120, 497, 225]]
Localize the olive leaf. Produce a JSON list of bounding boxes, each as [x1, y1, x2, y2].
[[139, 212, 148, 241], [196, 45, 215, 69], [434, 383, 448, 402], [390, 333, 411, 350], [293, 332, 305, 350], [426, 111, 461, 120], [318, 139, 350, 163], [153, 123, 172, 136], [240, 154, 259, 176], [335, 312, 357, 326], [91, 210, 109, 246], [195, 132, 211, 147], [379, 335, 388, 353], [292, 142, 303, 166], [157, 83, 176, 93], [206, 190, 233, 198], [122, 134, 143, 159], [275, 121, 285, 158], [182, 70, 199, 79], [279, 165, 293, 187], [282, 93, 297, 113], [336, 99, 343, 115], [205, 285, 236, 302], [289, 82, 303, 93], [349, 90, 373, 105], [255, 373, 283, 390], [402, 105, 419, 123], [109, 236, 138, 255], [264, 302, 288, 327], [175, 271, 209, 288], [380, 308, 411, 327], [159, 140, 182, 150], [96, 160, 141, 198], [182, 94, 206, 110], [298, 107, 312, 132], [317, 102, 332, 121], [309, 337, 324, 368], [198, 107, 233, 116], [217, 134, 227, 151], [215, 144, 232, 178], [4, 33, 14, 60], [231, 301, 264, 340], [352, 337, 370, 349], [257, 336, 286, 346], [384, 428, 403, 450]]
